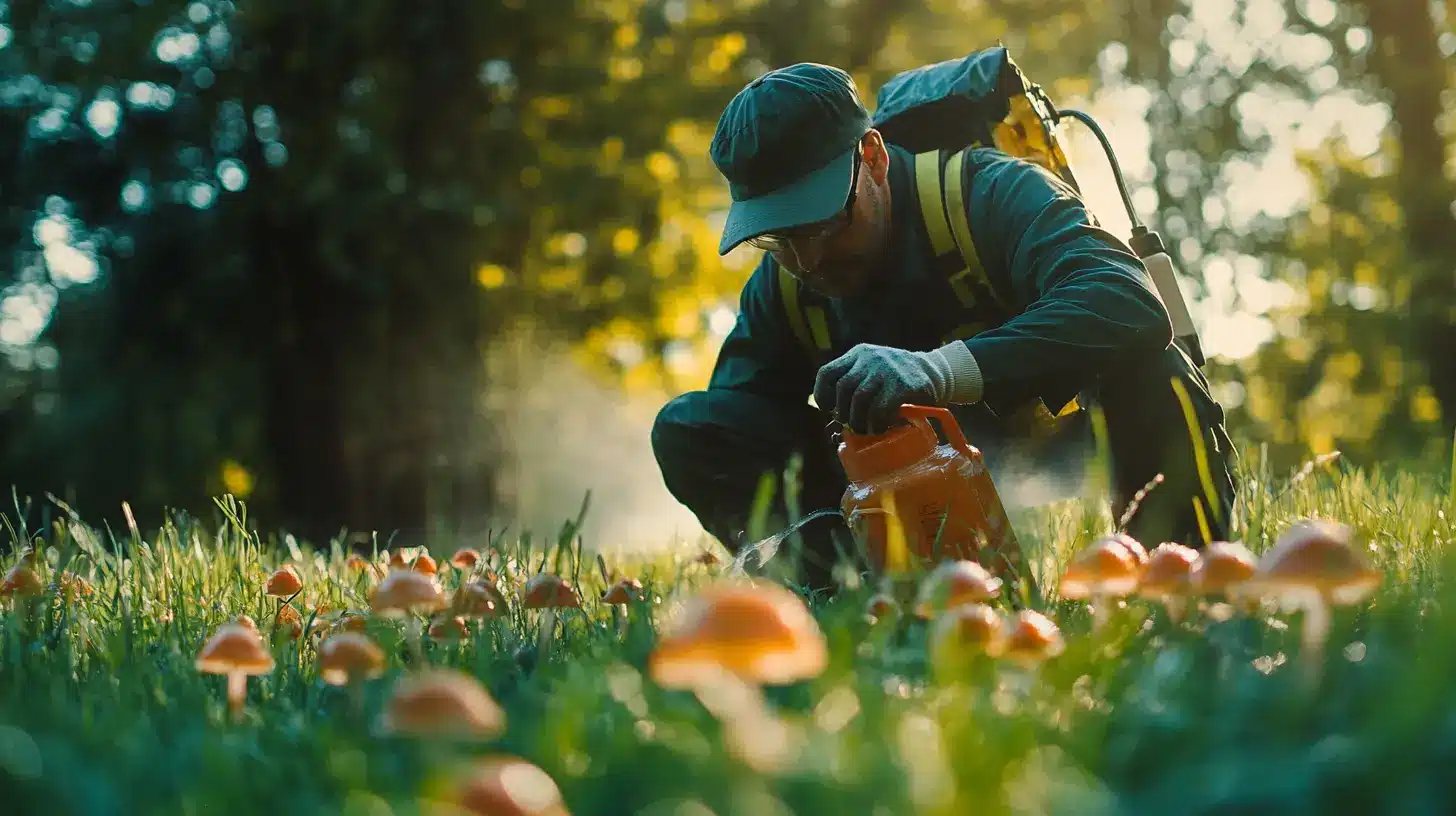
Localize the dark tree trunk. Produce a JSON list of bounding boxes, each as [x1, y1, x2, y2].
[[1356, 0, 1456, 426]]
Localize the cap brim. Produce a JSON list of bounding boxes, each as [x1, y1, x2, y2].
[[718, 147, 856, 256]]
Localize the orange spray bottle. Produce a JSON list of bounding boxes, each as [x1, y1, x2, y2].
[[838, 404, 1030, 592]]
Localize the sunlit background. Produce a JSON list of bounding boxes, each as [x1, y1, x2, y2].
[[1, 0, 1452, 552]]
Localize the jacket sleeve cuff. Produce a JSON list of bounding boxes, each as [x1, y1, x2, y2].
[[936, 340, 984, 404]]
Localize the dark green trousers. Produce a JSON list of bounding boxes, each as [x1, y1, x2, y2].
[[651, 346, 1236, 590]]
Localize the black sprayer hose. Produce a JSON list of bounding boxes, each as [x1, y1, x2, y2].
[[1053, 108, 1144, 232]]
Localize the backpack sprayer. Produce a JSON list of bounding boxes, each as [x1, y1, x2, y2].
[[1046, 106, 1206, 366]]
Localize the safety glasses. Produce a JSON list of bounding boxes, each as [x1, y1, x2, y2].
[[746, 149, 861, 254]]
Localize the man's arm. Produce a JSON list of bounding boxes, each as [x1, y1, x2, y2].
[[707, 254, 817, 402], [936, 150, 1175, 405]]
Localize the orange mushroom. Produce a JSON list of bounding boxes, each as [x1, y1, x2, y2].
[[1244, 519, 1381, 681], [0, 563, 44, 601], [929, 603, 1005, 670], [372, 569, 447, 658], [273, 604, 303, 643], [1001, 609, 1065, 668], [332, 612, 369, 634], [1108, 533, 1149, 568], [451, 548, 481, 571], [318, 632, 386, 686], [453, 579, 507, 619], [914, 559, 1002, 619], [445, 755, 571, 816], [601, 577, 644, 605], [1190, 540, 1259, 606], [265, 565, 303, 598], [601, 577, 643, 637], [1137, 543, 1200, 621], [521, 574, 581, 662], [430, 615, 469, 640], [648, 581, 827, 690], [520, 574, 581, 609], [1059, 536, 1144, 629], [379, 668, 506, 741], [413, 553, 439, 576], [865, 592, 901, 624], [196, 622, 275, 721]]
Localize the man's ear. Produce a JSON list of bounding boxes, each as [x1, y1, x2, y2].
[[863, 129, 890, 184]]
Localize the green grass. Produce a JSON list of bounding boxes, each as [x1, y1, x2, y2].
[[2, 456, 1454, 816]]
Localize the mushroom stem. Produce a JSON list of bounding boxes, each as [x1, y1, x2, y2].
[[1164, 595, 1187, 625], [226, 671, 246, 723], [406, 616, 424, 664], [1299, 594, 1331, 689], [1090, 591, 1109, 631], [536, 607, 557, 667], [348, 680, 364, 718], [614, 605, 627, 640]]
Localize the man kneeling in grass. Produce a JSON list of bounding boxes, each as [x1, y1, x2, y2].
[[652, 63, 1235, 591]]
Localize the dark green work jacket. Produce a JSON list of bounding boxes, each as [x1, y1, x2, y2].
[[708, 142, 1181, 441]]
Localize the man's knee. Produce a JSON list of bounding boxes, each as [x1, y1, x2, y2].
[[651, 391, 709, 468]]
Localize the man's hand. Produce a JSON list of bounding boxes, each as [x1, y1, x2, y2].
[[814, 343, 949, 434]]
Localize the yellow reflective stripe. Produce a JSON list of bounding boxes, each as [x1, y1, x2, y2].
[[805, 307, 832, 351], [777, 266, 817, 355], [946, 269, 979, 309], [944, 150, 1004, 310], [914, 151, 955, 257]]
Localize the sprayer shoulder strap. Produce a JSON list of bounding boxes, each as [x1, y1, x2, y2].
[[912, 148, 1010, 318], [776, 264, 832, 361]]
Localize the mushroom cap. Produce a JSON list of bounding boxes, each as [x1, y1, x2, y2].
[[196, 622, 275, 675], [235, 614, 259, 632], [389, 550, 410, 570], [448, 755, 570, 816], [429, 615, 469, 639], [1249, 519, 1381, 605], [265, 566, 303, 597], [1, 564, 44, 598], [930, 603, 1005, 659], [1137, 543, 1200, 599], [1109, 533, 1149, 567], [602, 578, 644, 605], [371, 569, 447, 617], [333, 612, 369, 633], [318, 632, 385, 685], [451, 548, 481, 570], [914, 559, 1002, 617], [346, 554, 369, 572], [520, 574, 581, 609], [648, 581, 828, 688], [380, 669, 505, 740], [273, 604, 303, 642], [1001, 609, 1065, 665], [1190, 540, 1258, 596], [453, 580, 507, 618], [413, 553, 439, 576], [865, 592, 900, 621], [1059, 537, 1142, 599]]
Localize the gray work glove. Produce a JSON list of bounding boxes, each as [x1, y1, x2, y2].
[[813, 342, 984, 434]]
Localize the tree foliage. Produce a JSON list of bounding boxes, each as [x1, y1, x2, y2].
[[0, 0, 1451, 539]]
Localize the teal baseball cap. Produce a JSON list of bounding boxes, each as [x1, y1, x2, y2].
[[710, 63, 871, 256]]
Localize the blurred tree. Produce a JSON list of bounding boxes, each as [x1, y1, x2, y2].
[[1104, 0, 1453, 471], [11, 0, 1042, 542]]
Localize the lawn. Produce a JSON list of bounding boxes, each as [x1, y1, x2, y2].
[[1, 452, 1453, 816]]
